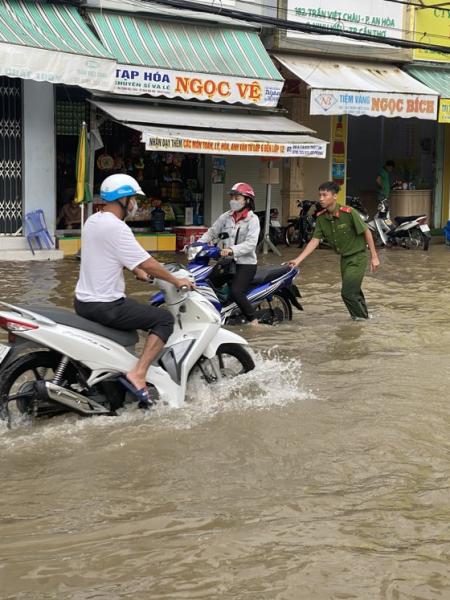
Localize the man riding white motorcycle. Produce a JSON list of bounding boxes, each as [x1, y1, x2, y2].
[[74, 173, 193, 405]]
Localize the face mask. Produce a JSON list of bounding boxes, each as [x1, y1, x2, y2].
[[126, 198, 138, 219], [230, 199, 244, 212]]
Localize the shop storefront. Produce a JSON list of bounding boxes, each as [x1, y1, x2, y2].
[[0, 0, 115, 258], [82, 8, 287, 233], [73, 96, 327, 254], [40, 5, 323, 254], [272, 54, 439, 222], [264, 0, 449, 225], [400, 1, 450, 228]]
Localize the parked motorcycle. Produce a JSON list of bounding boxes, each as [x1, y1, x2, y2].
[[346, 195, 370, 222], [368, 198, 431, 251], [255, 208, 284, 246], [285, 196, 368, 248], [285, 200, 321, 247], [0, 267, 255, 427], [149, 240, 302, 325]]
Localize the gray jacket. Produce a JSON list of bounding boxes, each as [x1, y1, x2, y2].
[[199, 210, 260, 265]]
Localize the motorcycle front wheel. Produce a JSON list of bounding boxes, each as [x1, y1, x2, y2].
[[285, 224, 299, 247], [190, 343, 255, 384], [299, 216, 315, 247]]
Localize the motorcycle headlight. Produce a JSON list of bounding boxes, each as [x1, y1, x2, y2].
[[187, 245, 202, 261]]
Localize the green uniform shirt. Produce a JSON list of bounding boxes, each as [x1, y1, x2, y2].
[[313, 203, 367, 256]]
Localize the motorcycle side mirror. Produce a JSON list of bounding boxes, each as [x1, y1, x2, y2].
[[218, 232, 229, 240]]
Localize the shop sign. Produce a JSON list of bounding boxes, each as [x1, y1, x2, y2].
[[142, 133, 327, 158], [114, 65, 283, 107], [310, 89, 438, 120], [438, 99, 450, 123], [286, 0, 403, 40], [414, 2, 450, 63]]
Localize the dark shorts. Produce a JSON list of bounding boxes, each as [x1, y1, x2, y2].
[[74, 297, 174, 343]]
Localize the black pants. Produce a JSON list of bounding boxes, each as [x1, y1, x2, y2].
[[74, 297, 174, 343], [209, 263, 257, 322]]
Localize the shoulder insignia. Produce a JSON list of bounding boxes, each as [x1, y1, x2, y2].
[[340, 206, 352, 213], [316, 208, 327, 216]]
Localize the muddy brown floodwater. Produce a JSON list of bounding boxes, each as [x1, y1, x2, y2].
[[1, 243, 450, 599]]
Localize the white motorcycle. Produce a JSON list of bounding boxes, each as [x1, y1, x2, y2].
[[0, 267, 254, 427], [369, 198, 431, 251]]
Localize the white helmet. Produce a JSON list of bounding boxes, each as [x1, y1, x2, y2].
[[100, 174, 144, 202]]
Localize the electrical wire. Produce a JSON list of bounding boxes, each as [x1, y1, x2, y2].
[[112, 0, 450, 41], [141, 0, 450, 53]]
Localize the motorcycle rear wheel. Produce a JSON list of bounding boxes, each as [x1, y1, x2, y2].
[[255, 292, 292, 323], [408, 228, 430, 251], [0, 351, 77, 425]]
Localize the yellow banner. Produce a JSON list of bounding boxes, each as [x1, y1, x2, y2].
[[439, 98, 450, 123], [414, 3, 450, 63]]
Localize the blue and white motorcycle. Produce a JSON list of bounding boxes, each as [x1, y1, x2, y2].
[[150, 242, 303, 326]]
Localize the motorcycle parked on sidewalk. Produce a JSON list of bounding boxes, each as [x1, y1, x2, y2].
[[368, 198, 431, 251], [149, 240, 303, 325], [0, 268, 255, 427]]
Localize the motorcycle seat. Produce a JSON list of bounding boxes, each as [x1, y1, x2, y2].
[[394, 215, 424, 225], [24, 305, 139, 346], [251, 265, 291, 286]]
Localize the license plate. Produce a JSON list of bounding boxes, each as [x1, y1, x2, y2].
[[420, 224, 430, 232], [0, 343, 11, 365]]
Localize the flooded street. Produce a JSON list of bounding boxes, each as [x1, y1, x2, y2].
[[1, 244, 450, 599]]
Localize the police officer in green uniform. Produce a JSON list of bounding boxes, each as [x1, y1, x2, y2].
[[288, 181, 380, 320]]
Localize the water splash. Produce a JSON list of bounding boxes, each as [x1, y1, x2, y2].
[[0, 351, 313, 450]]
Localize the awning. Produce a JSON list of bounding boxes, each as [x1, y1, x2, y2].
[[88, 10, 284, 107], [406, 65, 450, 124], [0, 0, 115, 90], [90, 99, 328, 158], [406, 66, 450, 98], [274, 54, 439, 120]]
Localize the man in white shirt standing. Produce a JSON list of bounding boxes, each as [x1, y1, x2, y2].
[[74, 174, 193, 406]]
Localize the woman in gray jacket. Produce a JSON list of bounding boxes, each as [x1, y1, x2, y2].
[[199, 182, 260, 327]]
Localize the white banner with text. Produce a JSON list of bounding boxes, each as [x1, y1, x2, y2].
[[142, 132, 327, 158], [310, 89, 438, 120], [287, 0, 404, 40]]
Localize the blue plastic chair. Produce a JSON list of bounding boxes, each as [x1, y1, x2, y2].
[[444, 220, 450, 246], [24, 210, 54, 254]]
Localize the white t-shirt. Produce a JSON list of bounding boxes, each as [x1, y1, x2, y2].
[[75, 211, 150, 302]]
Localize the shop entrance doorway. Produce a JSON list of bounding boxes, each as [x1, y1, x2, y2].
[[347, 115, 438, 221]]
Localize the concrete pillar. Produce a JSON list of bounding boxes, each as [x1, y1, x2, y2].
[[204, 155, 225, 226], [281, 96, 306, 222], [23, 81, 56, 234]]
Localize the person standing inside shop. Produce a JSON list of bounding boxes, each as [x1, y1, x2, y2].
[[288, 181, 380, 321], [376, 160, 396, 201], [199, 182, 260, 327]]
